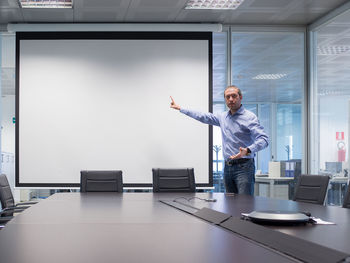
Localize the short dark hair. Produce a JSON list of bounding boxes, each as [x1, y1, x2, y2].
[[224, 85, 242, 97]]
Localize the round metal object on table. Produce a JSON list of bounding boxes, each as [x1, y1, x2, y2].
[[247, 211, 310, 225]]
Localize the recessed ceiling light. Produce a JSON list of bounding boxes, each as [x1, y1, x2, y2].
[[185, 0, 244, 10], [19, 0, 73, 8], [252, 74, 287, 80], [317, 46, 350, 55], [318, 89, 343, 96]]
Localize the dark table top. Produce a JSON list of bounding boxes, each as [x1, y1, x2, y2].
[[0, 192, 349, 263]]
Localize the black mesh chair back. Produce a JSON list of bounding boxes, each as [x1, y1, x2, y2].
[[80, 170, 123, 192], [0, 174, 15, 209], [343, 184, 350, 208], [152, 168, 195, 192], [293, 174, 330, 205]]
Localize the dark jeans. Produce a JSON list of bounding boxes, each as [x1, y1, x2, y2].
[[224, 158, 255, 195]]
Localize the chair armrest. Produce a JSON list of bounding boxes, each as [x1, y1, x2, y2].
[[2, 206, 28, 212], [12, 205, 32, 209], [17, 201, 38, 205], [0, 209, 15, 217], [0, 216, 13, 223]]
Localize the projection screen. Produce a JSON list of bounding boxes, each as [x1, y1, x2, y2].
[[16, 32, 212, 188]]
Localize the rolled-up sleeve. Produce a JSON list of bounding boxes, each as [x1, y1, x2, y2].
[[247, 117, 269, 153]]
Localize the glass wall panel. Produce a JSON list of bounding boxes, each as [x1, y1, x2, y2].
[[1, 33, 18, 199], [310, 9, 350, 205], [244, 104, 257, 115], [213, 30, 305, 193], [212, 32, 227, 192], [0, 33, 2, 156], [276, 104, 302, 161], [259, 104, 271, 174], [212, 30, 305, 194], [231, 31, 305, 197]]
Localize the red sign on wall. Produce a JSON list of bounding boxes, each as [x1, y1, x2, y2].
[[336, 132, 344, 140]]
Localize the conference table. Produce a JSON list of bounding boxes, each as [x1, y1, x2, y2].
[[0, 192, 350, 263]]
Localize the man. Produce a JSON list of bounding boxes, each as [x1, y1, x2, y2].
[[170, 85, 268, 195]]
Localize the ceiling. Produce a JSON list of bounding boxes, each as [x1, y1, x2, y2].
[[0, 0, 348, 25], [1, 0, 350, 103]]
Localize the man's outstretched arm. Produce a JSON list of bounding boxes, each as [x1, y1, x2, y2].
[[170, 96, 220, 126]]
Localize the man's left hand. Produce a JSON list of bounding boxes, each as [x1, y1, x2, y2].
[[229, 147, 249, 159]]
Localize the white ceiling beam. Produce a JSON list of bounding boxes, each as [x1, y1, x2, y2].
[[7, 23, 222, 32]]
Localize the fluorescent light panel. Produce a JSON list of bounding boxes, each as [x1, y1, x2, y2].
[[20, 0, 73, 8], [185, 0, 244, 10], [318, 89, 343, 96], [317, 46, 350, 55], [252, 74, 287, 80]]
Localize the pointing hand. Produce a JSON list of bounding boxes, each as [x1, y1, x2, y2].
[[170, 96, 181, 110]]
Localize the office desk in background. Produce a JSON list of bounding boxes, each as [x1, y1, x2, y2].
[[0, 193, 350, 263], [255, 176, 294, 199]]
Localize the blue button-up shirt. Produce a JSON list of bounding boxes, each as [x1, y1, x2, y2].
[[180, 105, 269, 160]]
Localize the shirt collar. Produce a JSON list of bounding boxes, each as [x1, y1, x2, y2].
[[227, 104, 245, 116]]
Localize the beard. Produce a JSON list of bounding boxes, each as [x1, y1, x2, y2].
[[228, 103, 240, 110]]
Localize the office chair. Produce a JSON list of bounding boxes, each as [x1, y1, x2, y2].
[[293, 174, 330, 205], [0, 214, 14, 230], [80, 170, 123, 192], [0, 174, 38, 215], [342, 184, 350, 208], [152, 168, 195, 192], [0, 216, 13, 222]]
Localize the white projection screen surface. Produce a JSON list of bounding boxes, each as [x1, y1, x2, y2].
[[16, 32, 213, 188]]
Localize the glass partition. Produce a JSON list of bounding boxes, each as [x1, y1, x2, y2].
[[310, 9, 350, 205], [212, 29, 305, 195], [231, 31, 305, 168], [212, 32, 228, 192]]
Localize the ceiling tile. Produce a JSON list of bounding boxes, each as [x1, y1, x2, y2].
[[22, 9, 73, 22], [248, 0, 292, 8], [0, 8, 23, 23], [0, 0, 19, 8]]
